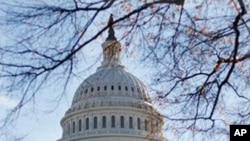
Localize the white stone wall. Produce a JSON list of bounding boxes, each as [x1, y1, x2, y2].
[[59, 107, 163, 141]]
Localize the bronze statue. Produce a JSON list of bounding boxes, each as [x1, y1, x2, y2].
[[106, 14, 116, 40]]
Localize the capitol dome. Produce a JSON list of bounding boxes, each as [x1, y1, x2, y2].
[[71, 66, 152, 108], [58, 15, 165, 141]]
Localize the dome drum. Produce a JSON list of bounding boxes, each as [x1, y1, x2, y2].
[[59, 107, 163, 141]]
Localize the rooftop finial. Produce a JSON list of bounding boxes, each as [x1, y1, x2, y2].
[[106, 14, 116, 41]]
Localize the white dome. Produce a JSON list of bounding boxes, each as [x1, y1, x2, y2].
[[71, 67, 151, 106], [58, 18, 165, 141]]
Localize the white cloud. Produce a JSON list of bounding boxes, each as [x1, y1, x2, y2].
[[0, 95, 17, 109]]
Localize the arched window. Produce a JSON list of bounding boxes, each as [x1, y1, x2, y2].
[[137, 118, 141, 129], [85, 89, 88, 94], [111, 116, 115, 128], [118, 85, 121, 90], [131, 87, 134, 92], [111, 85, 114, 90], [125, 86, 128, 91], [94, 117, 98, 129], [86, 118, 89, 130], [137, 88, 140, 93], [104, 86, 107, 90], [97, 86, 100, 91], [129, 116, 133, 129], [102, 116, 106, 128], [91, 87, 94, 92], [67, 123, 70, 135], [120, 116, 124, 128], [144, 119, 148, 131], [73, 121, 76, 133], [78, 119, 82, 131]]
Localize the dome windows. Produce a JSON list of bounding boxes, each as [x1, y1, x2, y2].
[[64, 115, 157, 137], [77, 85, 148, 102], [82, 85, 139, 93], [82, 85, 142, 97]]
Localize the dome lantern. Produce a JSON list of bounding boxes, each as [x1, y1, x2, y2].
[[98, 14, 124, 70]]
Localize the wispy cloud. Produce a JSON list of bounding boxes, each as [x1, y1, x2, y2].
[[0, 95, 17, 109]]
